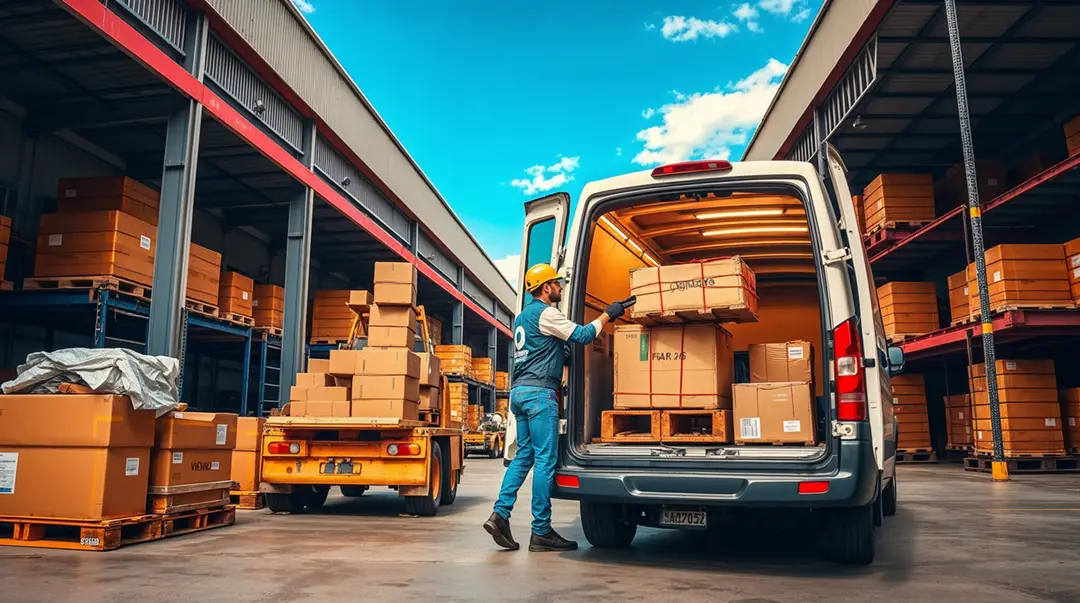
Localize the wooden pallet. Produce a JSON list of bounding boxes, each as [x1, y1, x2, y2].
[[23, 275, 151, 299], [230, 491, 264, 511], [600, 410, 661, 443], [160, 506, 236, 538], [147, 481, 234, 515], [950, 315, 977, 327], [222, 312, 255, 326], [633, 305, 759, 326], [865, 220, 933, 238], [418, 410, 441, 425], [0, 513, 160, 551], [660, 410, 732, 444], [185, 299, 219, 317], [886, 331, 935, 344], [255, 325, 283, 337], [309, 338, 348, 345], [897, 450, 938, 463], [945, 444, 973, 452], [963, 455, 1080, 474], [0, 281, 13, 291]]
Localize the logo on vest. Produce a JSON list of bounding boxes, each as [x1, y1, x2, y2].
[[514, 325, 526, 350]]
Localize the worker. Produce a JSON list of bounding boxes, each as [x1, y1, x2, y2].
[[483, 263, 635, 552]]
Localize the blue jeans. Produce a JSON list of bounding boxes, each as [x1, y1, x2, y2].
[[493, 385, 559, 536]]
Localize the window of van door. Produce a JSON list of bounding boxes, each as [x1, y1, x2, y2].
[[522, 218, 557, 305]]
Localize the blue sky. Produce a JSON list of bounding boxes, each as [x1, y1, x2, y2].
[[294, 0, 821, 279]]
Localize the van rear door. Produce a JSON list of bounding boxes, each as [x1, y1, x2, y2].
[[503, 192, 570, 463], [824, 144, 893, 473]]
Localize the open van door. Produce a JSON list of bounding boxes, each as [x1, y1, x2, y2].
[[823, 144, 894, 476], [504, 192, 570, 464]]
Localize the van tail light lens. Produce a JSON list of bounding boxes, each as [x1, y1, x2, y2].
[[555, 474, 580, 489], [651, 160, 732, 177], [799, 481, 830, 495], [268, 441, 301, 454], [834, 317, 868, 422]]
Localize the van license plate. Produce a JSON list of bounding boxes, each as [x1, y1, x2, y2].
[[659, 508, 707, 529]]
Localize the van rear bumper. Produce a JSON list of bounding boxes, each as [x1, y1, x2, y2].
[[553, 440, 878, 508]]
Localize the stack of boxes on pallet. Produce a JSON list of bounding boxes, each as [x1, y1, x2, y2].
[[934, 160, 1008, 207], [1063, 238, 1080, 304], [187, 244, 222, 313], [861, 174, 935, 235], [0, 215, 10, 284], [447, 382, 468, 426], [149, 411, 237, 515], [877, 282, 939, 341], [948, 271, 971, 325], [471, 357, 494, 385], [310, 290, 358, 343], [253, 284, 284, 331], [36, 203, 157, 286], [494, 395, 509, 418], [218, 271, 254, 324], [435, 345, 472, 378], [1059, 389, 1080, 454], [230, 417, 265, 508], [971, 360, 1065, 456], [495, 371, 509, 392], [892, 374, 932, 454], [944, 394, 973, 450], [968, 245, 1072, 317], [735, 341, 815, 445]]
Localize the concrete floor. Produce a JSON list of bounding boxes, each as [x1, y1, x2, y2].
[[3, 461, 1080, 602]]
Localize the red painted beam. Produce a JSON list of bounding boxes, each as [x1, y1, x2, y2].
[[900, 310, 1080, 359], [57, 0, 511, 337]]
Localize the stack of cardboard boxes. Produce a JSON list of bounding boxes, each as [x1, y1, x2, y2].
[[448, 382, 468, 425], [466, 404, 482, 432], [148, 411, 237, 514], [971, 359, 1065, 456], [187, 243, 223, 310], [56, 176, 160, 225], [253, 284, 285, 330], [230, 417, 265, 499], [494, 396, 509, 418], [947, 270, 971, 324], [218, 271, 254, 321], [471, 357, 494, 385], [291, 358, 350, 417], [1059, 388, 1080, 453], [944, 393, 973, 449], [892, 373, 932, 452], [877, 282, 939, 340], [1064, 237, 1080, 304], [310, 290, 359, 343], [495, 371, 510, 391], [613, 324, 734, 411], [733, 341, 815, 445], [1066, 115, 1080, 158], [967, 244, 1071, 317], [36, 209, 157, 285], [436, 345, 473, 377], [861, 174, 936, 234], [418, 352, 442, 416]]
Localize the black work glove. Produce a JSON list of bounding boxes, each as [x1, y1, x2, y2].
[[604, 295, 637, 321]]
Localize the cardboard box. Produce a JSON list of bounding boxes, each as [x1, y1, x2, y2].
[[232, 449, 260, 492], [970, 373, 1057, 391], [732, 382, 816, 444], [254, 308, 283, 329], [613, 323, 734, 409], [969, 359, 1055, 377], [629, 257, 758, 320], [329, 349, 362, 375], [749, 341, 812, 383], [374, 283, 417, 307], [333, 348, 420, 377], [307, 386, 350, 402], [351, 375, 420, 402], [298, 400, 350, 417], [296, 372, 337, 387], [289, 385, 309, 402], [348, 290, 373, 306], [419, 385, 441, 411], [149, 448, 233, 487], [0, 394, 155, 520], [435, 345, 473, 374], [370, 304, 417, 331], [351, 399, 419, 421], [155, 411, 238, 450], [235, 417, 265, 453], [418, 352, 441, 386], [308, 358, 330, 373], [374, 262, 417, 286], [369, 325, 416, 348], [57, 175, 159, 207]]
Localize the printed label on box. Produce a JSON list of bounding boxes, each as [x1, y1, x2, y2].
[[48, 234, 62, 246], [216, 424, 227, 445], [1045, 418, 1057, 427], [242, 291, 249, 300], [253, 299, 259, 307], [174, 412, 184, 419], [739, 417, 761, 439], [172, 452, 183, 464], [877, 200, 883, 209], [963, 286, 969, 295], [125, 458, 140, 476], [638, 333, 650, 361], [0, 452, 18, 494], [958, 411, 964, 420], [1070, 418, 1077, 427], [1074, 267, 1080, 280], [1005, 361, 1017, 371], [993, 271, 1001, 283], [140, 235, 151, 250], [1072, 256, 1080, 268], [211, 461, 220, 471], [64, 188, 76, 198], [787, 346, 805, 359], [782, 420, 801, 433]]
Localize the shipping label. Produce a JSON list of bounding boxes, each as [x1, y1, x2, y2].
[[992, 271, 1001, 283], [216, 424, 228, 446], [739, 417, 761, 439], [172, 452, 183, 464], [1072, 256, 1080, 268], [140, 235, 151, 250], [787, 346, 805, 359], [48, 234, 62, 246], [1045, 418, 1057, 427], [211, 461, 220, 471], [782, 420, 801, 433], [125, 457, 140, 476], [1005, 361, 1017, 371], [0, 452, 17, 494], [242, 291, 249, 301]]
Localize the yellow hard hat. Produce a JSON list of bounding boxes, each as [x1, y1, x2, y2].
[[524, 263, 561, 292]]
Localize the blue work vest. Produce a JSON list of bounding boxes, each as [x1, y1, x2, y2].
[[511, 299, 565, 392]]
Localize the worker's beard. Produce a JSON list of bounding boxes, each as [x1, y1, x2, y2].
[[548, 289, 562, 304]]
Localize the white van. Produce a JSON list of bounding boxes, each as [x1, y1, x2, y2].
[[505, 146, 904, 565]]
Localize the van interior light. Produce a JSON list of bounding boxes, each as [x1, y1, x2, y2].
[[695, 208, 784, 220], [740, 252, 814, 260], [599, 216, 628, 241], [642, 252, 659, 266], [701, 226, 809, 237], [626, 239, 643, 253]]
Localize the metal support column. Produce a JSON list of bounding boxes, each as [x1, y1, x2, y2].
[[409, 222, 420, 253], [240, 329, 252, 416], [944, 0, 1007, 481], [451, 302, 464, 345], [147, 13, 208, 357], [278, 121, 317, 406]]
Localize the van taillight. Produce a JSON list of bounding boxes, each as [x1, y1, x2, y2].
[[651, 160, 732, 177], [833, 318, 867, 421]]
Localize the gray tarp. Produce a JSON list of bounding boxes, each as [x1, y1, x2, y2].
[[0, 348, 180, 411]]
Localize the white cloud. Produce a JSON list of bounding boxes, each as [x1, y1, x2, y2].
[[632, 58, 788, 166], [645, 22, 656, 31], [660, 16, 738, 42], [510, 156, 581, 195], [733, 3, 763, 32], [793, 7, 812, 21], [758, 0, 797, 15], [292, 0, 315, 14], [642, 108, 655, 119], [616, 147, 623, 157], [493, 254, 521, 287]]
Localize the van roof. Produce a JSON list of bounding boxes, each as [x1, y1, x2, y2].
[[580, 160, 819, 201]]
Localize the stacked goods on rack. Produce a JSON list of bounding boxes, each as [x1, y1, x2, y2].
[[944, 394, 973, 449], [0, 215, 10, 281], [187, 243, 222, 310], [877, 282, 939, 341], [218, 271, 253, 321], [1060, 388, 1080, 453], [861, 174, 935, 233], [253, 284, 284, 330], [447, 382, 468, 425], [734, 340, 815, 445], [971, 360, 1065, 456], [35, 209, 156, 285], [892, 374, 932, 453], [310, 290, 365, 343], [934, 160, 1008, 206], [629, 256, 758, 323], [466, 404, 482, 432], [56, 176, 160, 226], [967, 245, 1071, 317], [417, 351, 442, 414], [495, 371, 510, 391], [149, 411, 237, 515], [947, 270, 971, 325], [435, 345, 472, 377], [230, 417, 265, 508], [494, 396, 509, 418], [471, 357, 494, 385], [1066, 115, 1080, 158], [1063, 237, 1080, 304]]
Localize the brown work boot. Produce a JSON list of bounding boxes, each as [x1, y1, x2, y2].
[[529, 529, 578, 552], [484, 512, 520, 550]]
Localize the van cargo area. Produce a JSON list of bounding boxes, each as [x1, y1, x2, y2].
[[575, 186, 831, 462]]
